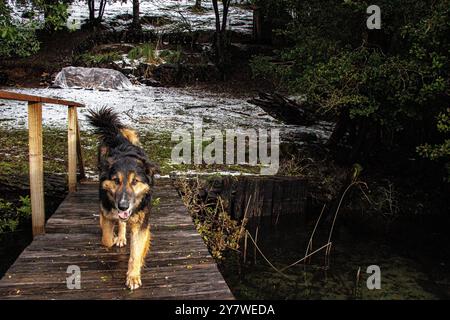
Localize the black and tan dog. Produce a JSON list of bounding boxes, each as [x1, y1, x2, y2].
[[87, 107, 159, 290]]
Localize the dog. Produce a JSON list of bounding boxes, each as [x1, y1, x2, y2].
[[87, 107, 159, 290]]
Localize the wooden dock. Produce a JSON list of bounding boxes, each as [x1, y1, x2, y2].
[[0, 179, 234, 300]]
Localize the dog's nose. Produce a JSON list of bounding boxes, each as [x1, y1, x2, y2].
[[118, 200, 129, 211]]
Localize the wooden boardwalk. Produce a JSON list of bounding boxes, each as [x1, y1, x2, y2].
[[0, 179, 234, 300]]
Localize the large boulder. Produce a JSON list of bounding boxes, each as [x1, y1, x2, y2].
[[53, 66, 133, 90]]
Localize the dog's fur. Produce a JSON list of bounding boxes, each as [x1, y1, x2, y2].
[[87, 107, 159, 290]]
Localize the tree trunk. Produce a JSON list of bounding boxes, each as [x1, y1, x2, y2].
[[88, 0, 95, 22], [132, 0, 140, 27], [97, 0, 106, 22], [211, 0, 231, 78], [87, 0, 106, 25], [195, 0, 202, 9]]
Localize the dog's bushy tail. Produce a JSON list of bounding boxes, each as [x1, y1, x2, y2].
[[86, 107, 126, 147]]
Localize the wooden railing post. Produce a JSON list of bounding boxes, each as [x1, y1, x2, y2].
[[68, 106, 77, 192], [75, 110, 86, 180], [28, 102, 45, 236]]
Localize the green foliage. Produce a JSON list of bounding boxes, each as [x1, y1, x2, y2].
[[0, 195, 31, 234], [16, 196, 32, 219], [250, 0, 450, 180], [41, 1, 69, 31], [249, 55, 292, 89], [0, 199, 13, 214], [418, 109, 450, 181], [127, 43, 162, 64], [77, 52, 122, 67], [0, 2, 40, 58], [0, 0, 70, 58], [127, 46, 141, 61], [0, 218, 19, 233], [127, 43, 182, 64], [159, 48, 182, 64]]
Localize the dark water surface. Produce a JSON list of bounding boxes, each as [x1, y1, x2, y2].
[[219, 215, 450, 300]]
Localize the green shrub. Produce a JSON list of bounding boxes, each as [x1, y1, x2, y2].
[[127, 43, 166, 64], [77, 52, 122, 67], [250, 0, 450, 181], [159, 48, 182, 64], [0, 2, 39, 58], [0, 195, 32, 234]]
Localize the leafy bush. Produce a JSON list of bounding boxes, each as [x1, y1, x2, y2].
[[0, 196, 32, 234], [42, 1, 69, 31], [0, 2, 39, 58], [16, 196, 32, 219], [250, 0, 450, 180], [418, 109, 450, 181]]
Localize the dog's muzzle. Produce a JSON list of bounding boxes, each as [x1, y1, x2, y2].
[[118, 208, 131, 220]]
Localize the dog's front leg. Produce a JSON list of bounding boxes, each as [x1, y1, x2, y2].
[[100, 212, 115, 248], [114, 221, 127, 247], [126, 224, 150, 290]]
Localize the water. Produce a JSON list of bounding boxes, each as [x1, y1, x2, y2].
[[220, 216, 450, 300]]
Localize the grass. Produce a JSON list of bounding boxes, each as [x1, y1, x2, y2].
[[127, 43, 182, 65], [0, 128, 263, 179], [76, 52, 122, 67], [159, 48, 182, 64], [127, 43, 163, 65]]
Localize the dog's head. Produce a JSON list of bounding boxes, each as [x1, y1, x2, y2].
[[101, 156, 160, 221]]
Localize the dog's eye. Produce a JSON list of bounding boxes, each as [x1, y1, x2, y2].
[[132, 179, 139, 186]]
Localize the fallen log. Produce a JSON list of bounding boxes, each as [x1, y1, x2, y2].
[[248, 91, 317, 126]]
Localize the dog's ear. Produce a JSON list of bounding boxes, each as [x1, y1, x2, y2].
[[145, 161, 161, 185]]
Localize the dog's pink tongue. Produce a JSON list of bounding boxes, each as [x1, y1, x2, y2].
[[118, 210, 130, 219]]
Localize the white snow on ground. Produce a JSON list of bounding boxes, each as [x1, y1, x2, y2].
[[0, 86, 332, 142], [7, 0, 253, 34]]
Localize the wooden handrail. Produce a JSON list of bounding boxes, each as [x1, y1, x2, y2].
[[0, 90, 84, 107], [0, 90, 85, 237]]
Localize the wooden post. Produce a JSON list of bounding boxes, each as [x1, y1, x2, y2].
[[28, 102, 45, 236], [75, 110, 85, 180], [68, 106, 77, 192]]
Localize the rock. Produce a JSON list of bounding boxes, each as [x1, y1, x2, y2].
[[53, 66, 133, 90]]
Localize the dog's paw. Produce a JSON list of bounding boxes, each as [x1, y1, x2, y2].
[[114, 236, 127, 247], [101, 237, 115, 248], [126, 274, 142, 290]]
